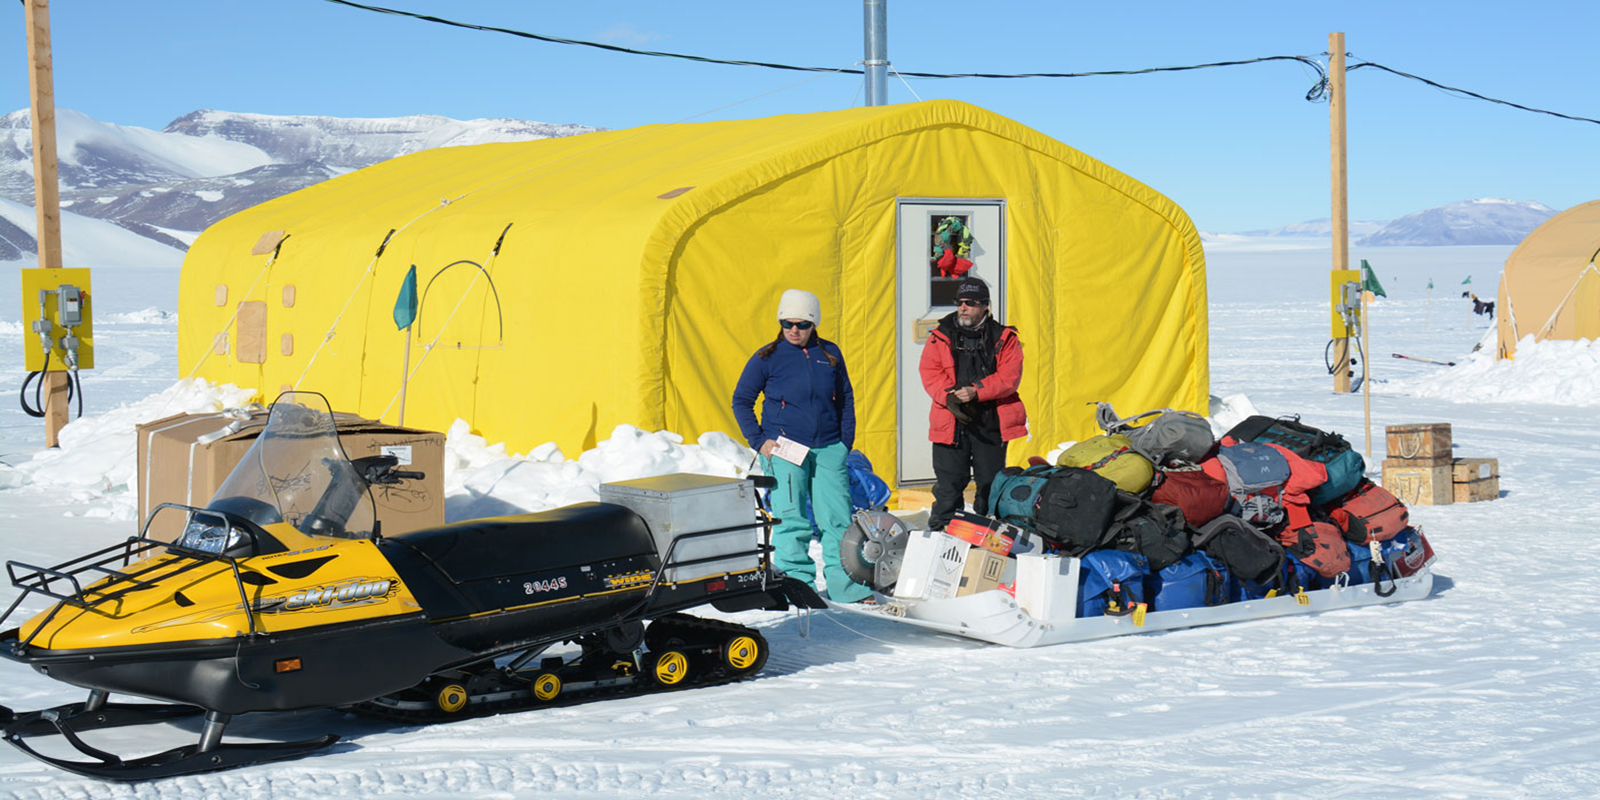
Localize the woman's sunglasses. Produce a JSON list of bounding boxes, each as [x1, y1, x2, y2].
[[780, 319, 814, 330]]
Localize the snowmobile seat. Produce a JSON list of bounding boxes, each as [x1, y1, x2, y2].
[[384, 502, 656, 584]]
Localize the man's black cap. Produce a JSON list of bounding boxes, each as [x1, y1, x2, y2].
[[956, 276, 990, 303]]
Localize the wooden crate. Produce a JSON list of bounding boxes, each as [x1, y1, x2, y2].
[[1383, 459, 1453, 506], [1452, 457, 1500, 503], [1385, 423, 1452, 464]]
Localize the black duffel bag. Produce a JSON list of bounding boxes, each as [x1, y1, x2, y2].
[[992, 465, 1119, 555], [1104, 494, 1191, 571], [1191, 514, 1285, 584]]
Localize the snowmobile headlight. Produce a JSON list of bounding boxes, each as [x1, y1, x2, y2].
[[177, 518, 243, 555]]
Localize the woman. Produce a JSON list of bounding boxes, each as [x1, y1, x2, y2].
[[731, 289, 873, 603]]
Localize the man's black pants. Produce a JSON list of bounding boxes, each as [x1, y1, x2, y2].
[[929, 433, 1008, 531]]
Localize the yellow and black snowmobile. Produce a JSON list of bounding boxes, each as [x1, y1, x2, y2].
[[0, 392, 820, 781]]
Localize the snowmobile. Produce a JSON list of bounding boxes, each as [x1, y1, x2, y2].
[[0, 392, 822, 781]]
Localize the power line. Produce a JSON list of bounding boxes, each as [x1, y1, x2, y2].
[[1347, 59, 1600, 127], [322, 0, 1594, 125], [322, 0, 1326, 96]]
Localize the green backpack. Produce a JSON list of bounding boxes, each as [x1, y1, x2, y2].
[[1056, 433, 1156, 494]]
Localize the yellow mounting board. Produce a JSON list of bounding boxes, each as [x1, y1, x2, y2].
[[1329, 269, 1361, 339], [19, 268, 95, 372]]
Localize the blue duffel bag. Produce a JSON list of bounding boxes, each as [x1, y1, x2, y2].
[[1233, 554, 1323, 601], [1077, 550, 1149, 618], [1344, 540, 1373, 584], [1150, 552, 1230, 611]]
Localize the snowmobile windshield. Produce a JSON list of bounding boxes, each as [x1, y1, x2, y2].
[[203, 391, 377, 542]]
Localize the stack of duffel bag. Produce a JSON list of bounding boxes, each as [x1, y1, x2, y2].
[[981, 405, 1429, 621], [1218, 413, 1419, 594]]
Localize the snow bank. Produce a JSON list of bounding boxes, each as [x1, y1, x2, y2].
[[1396, 335, 1600, 407], [0, 379, 258, 518], [102, 307, 177, 324], [444, 421, 756, 522], [0, 379, 761, 524]]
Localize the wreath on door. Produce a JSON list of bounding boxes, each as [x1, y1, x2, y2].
[[931, 216, 975, 278]]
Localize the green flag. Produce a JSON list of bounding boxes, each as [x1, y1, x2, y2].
[[1360, 259, 1387, 298], [393, 265, 418, 330], [1461, 275, 1472, 285]]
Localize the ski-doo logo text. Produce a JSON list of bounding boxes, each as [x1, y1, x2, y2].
[[283, 579, 395, 611]]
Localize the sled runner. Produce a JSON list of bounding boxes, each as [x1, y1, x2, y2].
[[832, 553, 1434, 648]]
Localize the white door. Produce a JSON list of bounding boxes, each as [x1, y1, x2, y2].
[[896, 199, 1006, 484]]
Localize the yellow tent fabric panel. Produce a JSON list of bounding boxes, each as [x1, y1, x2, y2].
[[178, 99, 1208, 481], [1497, 199, 1600, 358]]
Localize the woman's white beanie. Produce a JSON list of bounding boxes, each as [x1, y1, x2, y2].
[[776, 288, 821, 325]]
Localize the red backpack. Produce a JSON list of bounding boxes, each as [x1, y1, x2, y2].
[[1284, 520, 1351, 578], [1327, 479, 1409, 544], [1151, 469, 1230, 528]]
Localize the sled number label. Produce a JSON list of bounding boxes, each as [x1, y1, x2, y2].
[[523, 577, 569, 595]]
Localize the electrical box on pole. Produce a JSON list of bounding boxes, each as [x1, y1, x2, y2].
[[21, 268, 95, 372]]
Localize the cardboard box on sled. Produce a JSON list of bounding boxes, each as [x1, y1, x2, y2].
[[895, 530, 1019, 601], [136, 410, 444, 542]]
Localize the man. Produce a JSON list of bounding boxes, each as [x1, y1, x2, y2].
[[918, 276, 1027, 531]]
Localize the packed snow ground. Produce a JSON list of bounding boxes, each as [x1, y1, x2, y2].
[[2, 246, 1598, 798]]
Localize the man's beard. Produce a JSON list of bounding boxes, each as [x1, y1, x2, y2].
[[957, 312, 986, 329]]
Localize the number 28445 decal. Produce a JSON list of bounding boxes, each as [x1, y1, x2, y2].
[[524, 576, 569, 595]]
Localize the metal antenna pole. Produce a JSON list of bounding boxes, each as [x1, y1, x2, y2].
[[863, 0, 888, 105]]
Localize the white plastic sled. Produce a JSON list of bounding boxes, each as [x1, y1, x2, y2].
[[831, 553, 1435, 648]]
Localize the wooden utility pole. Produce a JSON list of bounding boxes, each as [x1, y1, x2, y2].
[[25, 0, 61, 270], [1329, 32, 1352, 394], [25, 0, 70, 446]]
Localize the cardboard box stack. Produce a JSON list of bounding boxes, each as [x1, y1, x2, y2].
[[1382, 423, 1453, 505], [893, 528, 1021, 601], [136, 409, 445, 541], [1382, 424, 1500, 505]]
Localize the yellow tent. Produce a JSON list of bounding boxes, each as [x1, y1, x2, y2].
[[1497, 199, 1600, 359], [178, 100, 1208, 485]]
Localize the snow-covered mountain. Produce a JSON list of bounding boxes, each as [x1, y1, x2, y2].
[[0, 109, 598, 263], [1205, 199, 1559, 251], [0, 196, 187, 268], [1357, 198, 1557, 246], [0, 109, 271, 196], [1236, 218, 1389, 239], [162, 110, 594, 169]]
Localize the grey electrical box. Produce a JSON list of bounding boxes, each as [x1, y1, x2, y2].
[[598, 474, 762, 583], [57, 284, 83, 327]]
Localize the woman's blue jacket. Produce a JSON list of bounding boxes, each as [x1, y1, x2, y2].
[[731, 337, 855, 451]]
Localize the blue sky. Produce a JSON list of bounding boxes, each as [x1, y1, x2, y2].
[[2, 0, 1595, 232]]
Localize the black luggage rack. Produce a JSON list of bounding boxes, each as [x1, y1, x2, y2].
[[2, 505, 264, 652]]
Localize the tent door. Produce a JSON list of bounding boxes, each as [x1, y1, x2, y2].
[[895, 199, 1006, 484]]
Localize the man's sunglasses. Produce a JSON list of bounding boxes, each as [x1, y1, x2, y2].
[[780, 319, 814, 330], [956, 299, 986, 308]]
